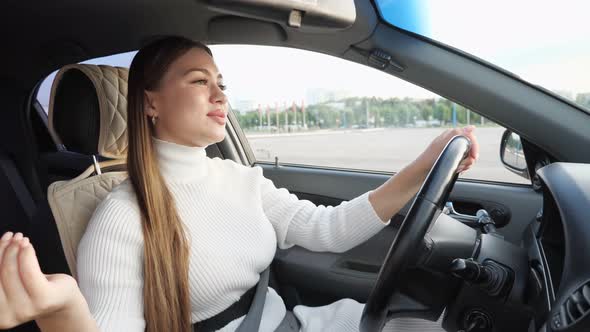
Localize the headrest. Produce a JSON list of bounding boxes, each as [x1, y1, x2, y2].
[[48, 64, 128, 159]]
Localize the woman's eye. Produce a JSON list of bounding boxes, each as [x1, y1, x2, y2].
[[191, 79, 226, 91]]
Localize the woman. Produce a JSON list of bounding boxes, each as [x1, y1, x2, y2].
[[0, 36, 478, 332]]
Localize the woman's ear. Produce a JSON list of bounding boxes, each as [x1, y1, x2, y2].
[[144, 90, 158, 117]]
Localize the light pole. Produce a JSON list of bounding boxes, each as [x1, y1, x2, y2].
[[365, 99, 369, 128], [452, 103, 457, 127], [258, 104, 262, 131], [275, 102, 279, 133], [284, 103, 289, 132], [301, 100, 307, 129], [266, 105, 271, 132]]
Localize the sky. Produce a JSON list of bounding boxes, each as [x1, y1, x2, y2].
[[378, 0, 590, 95], [38, 0, 590, 109]]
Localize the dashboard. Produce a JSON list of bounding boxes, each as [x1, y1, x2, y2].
[[538, 194, 565, 297], [531, 163, 590, 332]]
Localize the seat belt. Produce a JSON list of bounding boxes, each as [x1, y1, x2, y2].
[[235, 267, 270, 332], [193, 267, 270, 332], [0, 153, 36, 220]]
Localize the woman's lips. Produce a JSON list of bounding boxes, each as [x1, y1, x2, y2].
[[207, 110, 226, 125]]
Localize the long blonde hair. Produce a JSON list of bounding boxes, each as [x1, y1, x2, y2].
[[127, 36, 213, 332]]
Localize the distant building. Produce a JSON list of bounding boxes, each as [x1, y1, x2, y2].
[[575, 92, 590, 108], [306, 88, 352, 105], [552, 90, 574, 101], [415, 119, 442, 127], [325, 101, 346, 110], [230, 99, 258, 113]]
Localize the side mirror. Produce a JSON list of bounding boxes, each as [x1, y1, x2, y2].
[[500, 130, 529, 179]]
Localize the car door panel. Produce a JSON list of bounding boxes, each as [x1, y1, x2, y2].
[[262, 163, 542, 308]]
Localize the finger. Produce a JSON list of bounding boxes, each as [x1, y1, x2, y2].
[[1, 238, 29, 307], [461, 158, 474, 168], [18, 237, 29, 248], [470, 137, 480, 160], [0, 232, 14, 266], [18, 238, 49, 300], [463, 156, 475, 165], [458, 164, 471, 173], [1, 232, 13, 241], [464, 131, 480, 160], [457, 158, 474, 172], [463, 125, 475, 133], [0, 232, 14, 302], [460, 157, 475, 169], [460, 131, 476, 158], [450, 127, 462, 137]]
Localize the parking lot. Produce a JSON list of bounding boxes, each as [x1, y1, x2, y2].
[[246, 127, 529, 184]]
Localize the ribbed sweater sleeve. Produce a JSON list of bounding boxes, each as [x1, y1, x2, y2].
[[77, 195, 145, 332], [256, 167, 389, 253]]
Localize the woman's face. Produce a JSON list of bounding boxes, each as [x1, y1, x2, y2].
[[145, 47, 228, 147]]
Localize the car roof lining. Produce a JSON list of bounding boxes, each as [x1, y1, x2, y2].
[[1, 0, 378, 87], [3, 0, 590, 166]]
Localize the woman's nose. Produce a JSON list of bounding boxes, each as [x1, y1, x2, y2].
[[210, 85, 227, 105]]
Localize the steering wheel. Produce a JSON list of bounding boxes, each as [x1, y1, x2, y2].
[[360, 135, 472, 332]]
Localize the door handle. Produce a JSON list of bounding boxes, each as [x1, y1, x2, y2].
[[444, 202, 491, 226], [443, 202, 500, 236], [443, 202, 479, 222]]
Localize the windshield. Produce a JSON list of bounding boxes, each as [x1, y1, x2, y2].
[[374, 0, 590, 111]]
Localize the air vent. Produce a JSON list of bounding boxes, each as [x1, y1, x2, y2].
[[553, 283, 590, 330]]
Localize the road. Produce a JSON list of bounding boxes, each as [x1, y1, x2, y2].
[[246, 127, 529, 184]]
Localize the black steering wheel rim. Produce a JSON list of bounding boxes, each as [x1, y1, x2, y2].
[[360, 135, 472, 332]]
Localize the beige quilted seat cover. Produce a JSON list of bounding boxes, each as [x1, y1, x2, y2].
[[48, 64, 129, 159], [48, 162, 127, 278], [47, 64, 129, 278]]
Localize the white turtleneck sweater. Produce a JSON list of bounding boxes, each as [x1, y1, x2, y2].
[[77, 138, 389, 332]]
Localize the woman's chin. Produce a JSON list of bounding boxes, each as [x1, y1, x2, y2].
[[209, 131, 226, 145]]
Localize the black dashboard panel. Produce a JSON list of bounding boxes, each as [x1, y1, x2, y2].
[[538, 192, 565, 295], [537, 163, 590, 332]]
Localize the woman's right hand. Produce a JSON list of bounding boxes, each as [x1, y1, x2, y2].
[[0, 232, 85, 329]]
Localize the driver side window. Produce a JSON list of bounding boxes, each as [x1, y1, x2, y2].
[[211, 45, 529, 184]]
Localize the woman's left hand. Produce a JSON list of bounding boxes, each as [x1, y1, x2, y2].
[[415, 126, 480, 174]]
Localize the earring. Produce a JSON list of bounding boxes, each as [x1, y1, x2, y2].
[[151, 116, 157, 126]]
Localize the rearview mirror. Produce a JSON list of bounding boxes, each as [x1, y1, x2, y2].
[[500, 130, 529, 179], [203, 0, 356, 31]]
